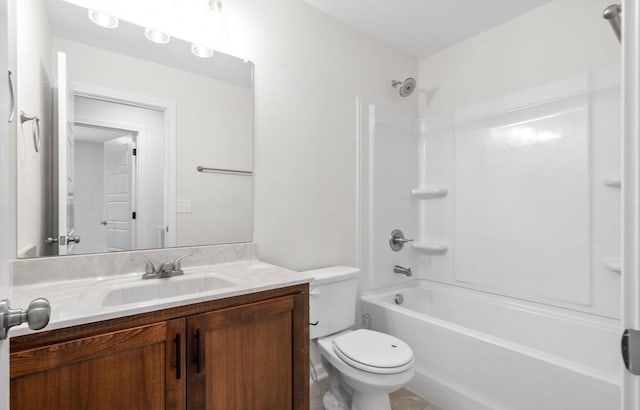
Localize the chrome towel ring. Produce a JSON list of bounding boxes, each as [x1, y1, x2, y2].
[[20, 111, 41, 153]]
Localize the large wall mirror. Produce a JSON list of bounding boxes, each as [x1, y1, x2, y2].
[[14, 0, 254, 258]]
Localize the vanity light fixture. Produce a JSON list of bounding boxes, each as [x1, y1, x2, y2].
[[88, 9, 119, 29], [191, 43, 214, 58], [145, 28, 171, 44]]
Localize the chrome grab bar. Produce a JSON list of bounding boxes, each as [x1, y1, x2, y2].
[[196, 165, 252, 176], [8, 70, 15, 123], [19, 111, 41, 153]]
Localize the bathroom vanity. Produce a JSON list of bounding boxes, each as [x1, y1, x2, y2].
[[7, 257, 310, 410], [3, 0, 310, 407]]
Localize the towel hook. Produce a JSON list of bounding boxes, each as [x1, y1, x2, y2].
[[20, 111, 41, 153]]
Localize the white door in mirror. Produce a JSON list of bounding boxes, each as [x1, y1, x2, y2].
[[104, 135, 136, 251]]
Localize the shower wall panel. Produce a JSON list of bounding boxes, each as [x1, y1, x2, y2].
[[358, 100, 417, 291], [454, 95, 590, 304], [417, 66, 621, 318]]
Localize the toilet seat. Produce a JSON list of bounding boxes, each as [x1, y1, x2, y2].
[[332, 329, 414, 374]]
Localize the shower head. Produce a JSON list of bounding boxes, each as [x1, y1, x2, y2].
[[392, 78, 416, 97]]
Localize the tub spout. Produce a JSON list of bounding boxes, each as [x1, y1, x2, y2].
[[394, 265, 412, 277]]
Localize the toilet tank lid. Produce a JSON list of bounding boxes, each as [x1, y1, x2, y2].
[[302, 266, 359, 285]]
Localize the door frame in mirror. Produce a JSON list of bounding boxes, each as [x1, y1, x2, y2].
[[73, 115, 146, 251], [67, 82, 176, 250]]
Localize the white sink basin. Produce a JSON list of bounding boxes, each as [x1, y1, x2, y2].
[[101, 276, 237, 307]]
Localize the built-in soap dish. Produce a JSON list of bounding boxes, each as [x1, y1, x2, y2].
[[411, 187, 448, 199], [603, 177, 621, 189], [412, 242, 449, 254]]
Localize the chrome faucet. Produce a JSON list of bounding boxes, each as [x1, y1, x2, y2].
[[393, 265, 412, 277], [132, 255, 191, 279]]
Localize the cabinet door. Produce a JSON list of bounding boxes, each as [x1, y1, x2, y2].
[[10, 319, 186, 410], [187, 295, 299, 410]]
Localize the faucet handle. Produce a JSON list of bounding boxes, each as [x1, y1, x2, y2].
[[172, 255, 192, 271], [131, 258, 157, 277], [389, 229, 413, 252]]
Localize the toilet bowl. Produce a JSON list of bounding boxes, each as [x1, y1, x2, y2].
[[318, 329, 415, 410], [305, 266, 415, 410]]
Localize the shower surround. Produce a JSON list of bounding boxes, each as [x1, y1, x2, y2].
[[357, 64, 622, 409]]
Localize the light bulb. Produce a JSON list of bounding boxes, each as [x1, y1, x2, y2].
[[191, 44, 213, 58], [88, 10, 119, 29], [145, 28, 171, 44]]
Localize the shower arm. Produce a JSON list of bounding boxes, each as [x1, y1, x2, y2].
[[603, 4, 622, 43]]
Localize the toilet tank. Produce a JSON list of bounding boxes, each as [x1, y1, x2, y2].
[[304, 266, 359, 339]]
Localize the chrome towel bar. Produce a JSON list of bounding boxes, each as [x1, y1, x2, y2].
[[196, 166, 252, 176]]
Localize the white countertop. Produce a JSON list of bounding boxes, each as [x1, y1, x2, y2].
[[9, 259, 311, 337]]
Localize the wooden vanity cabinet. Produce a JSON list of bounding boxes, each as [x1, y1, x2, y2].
[[9, 284, 309, 410], [10, 319, 186, 410]]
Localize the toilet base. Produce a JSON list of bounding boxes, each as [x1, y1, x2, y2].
[[323, 388, 392, 410], [351, 391, 392, 410]]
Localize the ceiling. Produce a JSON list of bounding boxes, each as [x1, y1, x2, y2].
[[303, 0, 554, 59]]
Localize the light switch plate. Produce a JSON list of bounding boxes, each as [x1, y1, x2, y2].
[[177, 199, 192, 214]]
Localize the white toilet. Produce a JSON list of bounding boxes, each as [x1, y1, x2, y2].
[[305, 266, 415, 410]]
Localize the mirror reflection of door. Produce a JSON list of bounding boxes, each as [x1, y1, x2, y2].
[[74, 123, 139, 254], [54, 51, 74, 256], [103, 134, 136, 252]]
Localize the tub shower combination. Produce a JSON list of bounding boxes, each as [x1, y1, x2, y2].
[[357, 63, 622, 409]]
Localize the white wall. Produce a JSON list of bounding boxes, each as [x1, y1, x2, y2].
[[15, 0, 52, 257], [61, 0, 418, 271], [1, 0, 13, 405], [418, 0, 619, 116], [74, 141, 104, 254]]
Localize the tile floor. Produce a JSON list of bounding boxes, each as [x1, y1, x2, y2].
[[310, 378, 442, 410]]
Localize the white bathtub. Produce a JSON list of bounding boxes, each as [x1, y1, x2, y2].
[[360, 280, 621, 410]]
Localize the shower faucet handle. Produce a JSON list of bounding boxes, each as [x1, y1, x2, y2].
[[389, 229, 413, 251]]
